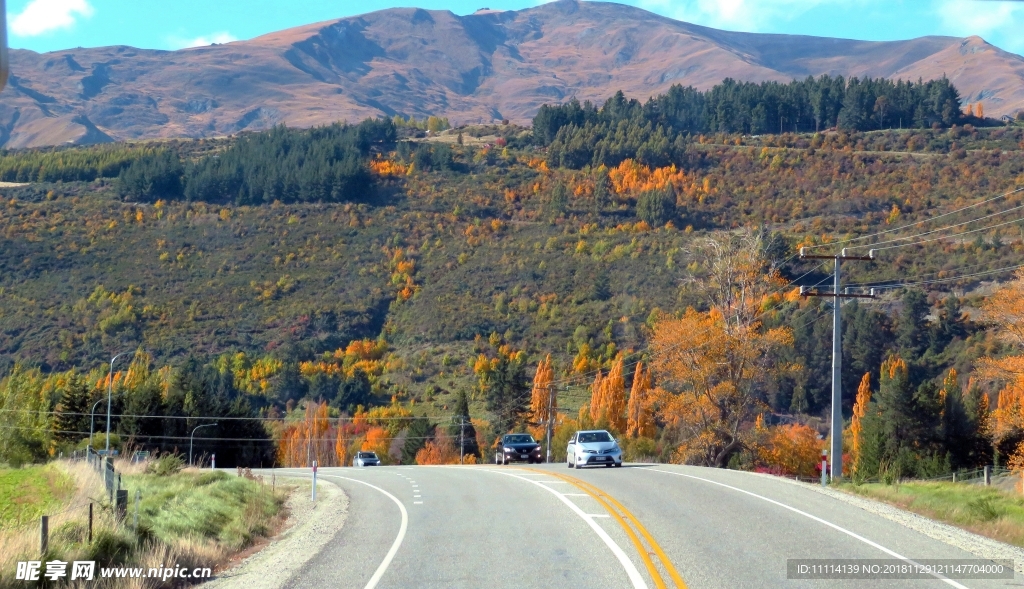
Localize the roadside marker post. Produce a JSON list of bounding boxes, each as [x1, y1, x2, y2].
[[312, 461, 318, 502], [211, 454, 215, 469], [820, 450, 828, 487]]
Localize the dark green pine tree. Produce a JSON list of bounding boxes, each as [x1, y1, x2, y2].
[[402, 416, 434, 465], [484, 355, 531, 435], [896, 289, 930, 359], [448, 391, 480, 460], [54, 375, 92, 443]]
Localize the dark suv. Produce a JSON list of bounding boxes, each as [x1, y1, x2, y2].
[[496, 433, 544, 464]]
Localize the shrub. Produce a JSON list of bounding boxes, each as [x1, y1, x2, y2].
[[145, 454, 184, 477]]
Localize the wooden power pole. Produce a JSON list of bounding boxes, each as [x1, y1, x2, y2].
[[799, 247, 876, 482]]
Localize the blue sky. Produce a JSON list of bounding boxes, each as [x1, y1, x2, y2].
[[5, 0, 1024, 56]]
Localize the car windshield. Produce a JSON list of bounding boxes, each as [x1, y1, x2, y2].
[[504, 435, 535, 444], [358, 452, 377, 458], [578, 432, 613, 444]]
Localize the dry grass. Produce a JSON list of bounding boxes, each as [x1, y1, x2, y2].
[[843, 480, 1024, 547], [0, 458, 287, 589]]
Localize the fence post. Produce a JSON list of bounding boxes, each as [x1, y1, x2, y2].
[[952, 472, 956, 483], [115, 490, 128, 521], [134, 490, 140, 531], [984, 465, 992, 486], [40, 515, 48, 554], [88, 503, 93, 543]]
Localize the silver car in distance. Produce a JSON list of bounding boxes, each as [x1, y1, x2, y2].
[[566, 430, 622, 468], [353, 451, 381, 466]]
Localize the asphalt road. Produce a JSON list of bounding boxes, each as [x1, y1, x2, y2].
[[261, 464, 1020, 589]]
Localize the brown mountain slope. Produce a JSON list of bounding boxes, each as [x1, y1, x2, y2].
[[1, 0, 1023, 148]]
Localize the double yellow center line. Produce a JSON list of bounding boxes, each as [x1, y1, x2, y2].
[[526, 468, 687, 589]]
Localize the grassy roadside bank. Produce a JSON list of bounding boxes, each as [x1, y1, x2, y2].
[[0, 465, 75, 530], [0, 457, 288, 588], [841, 480, 1024, 547]]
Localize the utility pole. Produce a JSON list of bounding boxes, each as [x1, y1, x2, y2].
[[545, 384, 563, 463], [799, 247, 876, 482], [460, 418, 466, 465]]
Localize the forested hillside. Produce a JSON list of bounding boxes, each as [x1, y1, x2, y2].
[[3, 80, 1024, 475]]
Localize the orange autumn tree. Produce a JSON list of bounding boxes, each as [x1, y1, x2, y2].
[[608, 159, 686, 199], [361, 426, 391, 464], [652, 230, 793, 467], [528, 355, 556, 440], [626, 362, 655, 438], [758, 422, 823, 477], [277, 401, 333, 467], [588, 356, 627, 433], [979, 269, 1024, 456], [415, 431, 462, 465], [848, 373, 872, 473]]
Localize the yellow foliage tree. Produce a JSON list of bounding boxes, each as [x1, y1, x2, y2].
[[848, 373, 872, 472], [528, 355, 556, 440], [979, 269, 1024, 451], [626, 362, 655, 438], [587, 357, 626, 432], [977, 102, 984, 118], [652, 230, 792, 467]]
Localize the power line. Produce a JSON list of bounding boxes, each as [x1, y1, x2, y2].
[[855, 263, 1024, 290], [846, 200, 1024, 250], [871, 215, 1024, 251], [845, 258, 1014, 287], [0, 424, 444, 443], [802, 185, 1024, 251]]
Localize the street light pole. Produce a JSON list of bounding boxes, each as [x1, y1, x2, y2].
[[89, 399, 104, 447], [105, 352, 132, 455], [190, 423, 218, 467]]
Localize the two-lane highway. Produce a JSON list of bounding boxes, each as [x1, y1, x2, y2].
[[260, 464, 1020, 588]]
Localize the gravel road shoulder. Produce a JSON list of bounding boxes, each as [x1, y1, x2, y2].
[[203, 477, 348, 589]]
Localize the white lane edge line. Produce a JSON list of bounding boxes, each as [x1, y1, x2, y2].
[[477, 469, 649, 589], [319, 474, 409, 589], [649, 469, 969, 589]]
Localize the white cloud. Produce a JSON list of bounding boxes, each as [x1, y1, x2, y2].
[[636, 0, 856, 32], [166, 32, 238, 50], [10, 0, 93, 37], [933, 0, 1024, 53]]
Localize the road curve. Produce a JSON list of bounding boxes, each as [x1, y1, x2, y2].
[[255, 464, 1020, 589]]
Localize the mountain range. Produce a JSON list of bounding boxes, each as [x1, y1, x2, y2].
[[2, 0, 1023, 148]]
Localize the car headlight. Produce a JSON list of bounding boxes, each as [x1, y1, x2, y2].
[[503, 447, 513, 452], [584, 449, 597, 454]]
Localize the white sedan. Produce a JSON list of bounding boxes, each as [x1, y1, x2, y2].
[[566, 430, 622, 468]]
